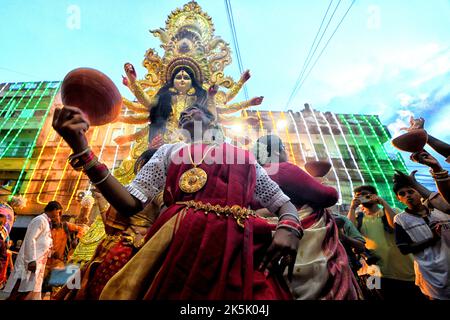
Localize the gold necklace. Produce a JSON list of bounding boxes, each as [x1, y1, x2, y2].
[[179, 143, 216, 193]]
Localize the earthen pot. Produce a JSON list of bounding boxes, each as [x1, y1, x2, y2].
[[304, 160, 332, 177], [391, 129, 428, 153], [61, 68, 122, 126]]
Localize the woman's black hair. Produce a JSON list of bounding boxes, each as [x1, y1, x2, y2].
[[134, 148, 159, 174], [254, 135, 285, 164], [149, 66, 207, 142]]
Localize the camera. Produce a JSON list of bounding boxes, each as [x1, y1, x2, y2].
[[358, 194, 372, 204]]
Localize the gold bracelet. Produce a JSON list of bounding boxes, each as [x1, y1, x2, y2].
[[91, 171, 111, 186], [68, 147, 91, 161], [430, 169, 448, 179]]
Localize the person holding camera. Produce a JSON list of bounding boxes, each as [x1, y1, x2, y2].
[[347, 185, 419, 300], [393, 171, 450, 300]]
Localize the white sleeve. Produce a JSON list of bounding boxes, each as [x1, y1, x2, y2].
[[125, 143, 174, 204], [23, 217, 44, 263], [253, 162, 290, 214]]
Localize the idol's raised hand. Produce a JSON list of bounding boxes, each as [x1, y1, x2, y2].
[[240, 69, 251, 83], [249, 96, 264, 106], [124, 62, 137, 82], [52, 106, 90, 153]]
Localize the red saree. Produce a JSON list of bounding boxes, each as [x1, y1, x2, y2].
[[264, 162, 361, 300], [101, 143, 292, 300]]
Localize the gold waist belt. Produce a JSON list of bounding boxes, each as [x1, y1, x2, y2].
[[176, 200, 256, 229]]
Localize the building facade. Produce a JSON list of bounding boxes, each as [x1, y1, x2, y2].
[[0, 81, 137, 217], [0, 81, 60, 204], [0, 82, 409, 218], [244, 104, 409, 209]]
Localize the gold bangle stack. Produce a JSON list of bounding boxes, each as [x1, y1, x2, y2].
[[430, 169, 449, 181]]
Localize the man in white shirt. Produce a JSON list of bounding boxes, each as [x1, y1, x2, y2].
[[2, 201, 62, 300]]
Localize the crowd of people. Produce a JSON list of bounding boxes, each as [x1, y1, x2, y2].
[[0, 201, 86, 299], [0, 108, 449, 300]]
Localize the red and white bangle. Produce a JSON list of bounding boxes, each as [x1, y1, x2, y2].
[[69, 148, 95, 171], [85, 162, 109, 174], [276, 219, 304, 239]]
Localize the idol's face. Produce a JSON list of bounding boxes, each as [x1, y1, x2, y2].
[[173, 70, 192, 93], [396, 187, 422, 209]]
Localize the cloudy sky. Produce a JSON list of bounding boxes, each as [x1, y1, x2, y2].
[[1, 0, 449, 179]]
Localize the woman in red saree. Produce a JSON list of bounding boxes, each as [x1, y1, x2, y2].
[[254, 135, 362, 300], [52, 104, 301, 300]]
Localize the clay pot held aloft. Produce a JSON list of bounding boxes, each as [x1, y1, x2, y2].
[[304, 160, 332, 177], [61, 68, 122, 126], [391, 129, 428, 153]]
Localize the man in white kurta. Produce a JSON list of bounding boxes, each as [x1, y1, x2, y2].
[[2, 201, 62, 300]]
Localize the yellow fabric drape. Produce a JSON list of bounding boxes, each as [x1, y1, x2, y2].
[[100, 209, 187, 300]]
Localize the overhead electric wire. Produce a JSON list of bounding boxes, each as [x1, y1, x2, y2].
[[224, 0, 249, 100], [285, 0, 337, 108], [0, 67, 42, 80], [293, 0, 356, 97], [286, 0, 355, 108], [224, 1, 244, 73]]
